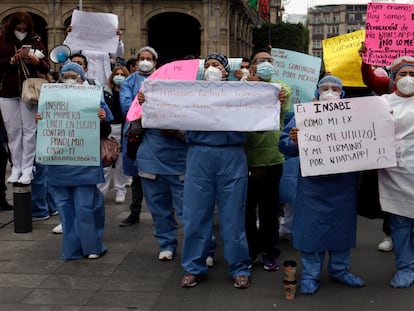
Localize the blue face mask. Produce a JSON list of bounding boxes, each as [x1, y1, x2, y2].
[[113, 75, 125, 85], [257, 62, 275, 81]]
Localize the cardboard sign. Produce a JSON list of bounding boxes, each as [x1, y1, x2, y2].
[[142, 80, 281, 131], [364, 2, 414, 66], [36, 84, 102, 166], [294, 96, 396, 177]]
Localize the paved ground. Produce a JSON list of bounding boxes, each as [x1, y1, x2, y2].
[[0, 176, 413, 310]]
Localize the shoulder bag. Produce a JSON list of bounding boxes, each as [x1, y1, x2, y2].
[[20, 61, 48, 105]]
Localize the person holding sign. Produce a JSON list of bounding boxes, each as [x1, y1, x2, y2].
[[279, 75, 365, 295], [39, 62, 113, 260], [0, 11, 50, 184], [244, 48, 292, 271], [378, 56, 414, 288], [181, 53, 251, 289], [118, 46, 158, 227]]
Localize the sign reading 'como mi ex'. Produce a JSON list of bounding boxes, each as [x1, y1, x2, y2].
[[294, 96, 396, 177]]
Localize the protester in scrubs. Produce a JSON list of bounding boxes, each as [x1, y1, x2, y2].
[[279, 75, 365, 294], [118, 46, 158, 227], [38, 62, 113, 260], [378, 56, 414, 288], [180, 53, 251, 289]]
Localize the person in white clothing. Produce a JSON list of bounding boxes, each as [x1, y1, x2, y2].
[[378, 56, 414, 288], [97, 65, 130, 203]]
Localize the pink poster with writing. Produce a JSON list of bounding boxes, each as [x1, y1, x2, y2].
[[363, 2, 414, 66], [126, 59, 200, 121]]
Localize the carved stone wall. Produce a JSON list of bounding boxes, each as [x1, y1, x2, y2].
[[0, 0, 259, 63]]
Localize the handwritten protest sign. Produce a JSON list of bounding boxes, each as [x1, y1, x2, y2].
[[142, 80, 281, 131], [270, 48, 321, 107], [322, 30, 366, 87], [364, 2, 414, 66], [126, 59, 200, 122], [64, 10, 120, 54], [294, 96, 396, 177], [36, 84, 102, 166]]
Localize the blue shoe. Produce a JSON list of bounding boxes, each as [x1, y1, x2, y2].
[[390, 270, 414, 288], [300, 279, 319, 294], [331, 272, 365, 287]]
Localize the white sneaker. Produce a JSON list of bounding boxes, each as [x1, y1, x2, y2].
[[158, 250, 173, 261], [206, 256, 215, 267], [126, 177, 133, 187], [17, 173, 33, 185], [7, 170, 21, 183], [378, 236, 393, 252], [88, 254, 100, 259], [115, 192, 126, 204], [52, 223, 63, 234]]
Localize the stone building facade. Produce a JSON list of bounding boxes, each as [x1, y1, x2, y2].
[[307, 4, 367, 57], [0, 0, 259, 65]]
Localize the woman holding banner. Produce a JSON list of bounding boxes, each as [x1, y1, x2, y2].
[[39, 62, 113, 260], [279, 75, 365, 295], [378, 56, 414, 288], [180, 53, 251, 289]]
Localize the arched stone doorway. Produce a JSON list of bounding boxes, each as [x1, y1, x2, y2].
[[147, 12, 201, 66]]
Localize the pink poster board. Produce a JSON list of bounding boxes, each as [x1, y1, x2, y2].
[[363, 2, 414, 66], [126, 59, 200, 121]]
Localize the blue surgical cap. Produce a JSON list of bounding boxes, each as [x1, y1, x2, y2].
[[61, 62, 86, 81], [315, 75, 345, 99]]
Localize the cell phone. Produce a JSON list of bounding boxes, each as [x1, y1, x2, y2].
[[19, 45, 32, 58]]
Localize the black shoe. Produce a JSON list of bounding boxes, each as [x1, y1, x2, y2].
[[119, 213, 139, 227], [0, 201, 13, 211]]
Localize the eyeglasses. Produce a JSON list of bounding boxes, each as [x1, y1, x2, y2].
[[255, 58, 273, 64]]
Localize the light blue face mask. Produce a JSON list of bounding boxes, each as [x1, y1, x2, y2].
[[113, 75, 125, 85], [257, 62, 275, 81]]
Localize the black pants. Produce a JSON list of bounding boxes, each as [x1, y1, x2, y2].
[[245, 164, 283, 259], [129, 175, 143, 216]]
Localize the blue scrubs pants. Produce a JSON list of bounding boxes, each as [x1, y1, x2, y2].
[[141, 174, 184, 254], [50, 185, 106, 260], [181, 145, 250, 278]]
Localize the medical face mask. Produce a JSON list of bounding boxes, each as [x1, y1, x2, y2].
[[240, 68, 250, 80], [256, 62, 275, 80], [397, 76, 414, 95], [62, 78, 78, 84], [113, 75, 125, 85], [138, 60, 154, 72], [319, 88, 341, 100], [204, 66, 223, 81], [14, 30, 27, 41]]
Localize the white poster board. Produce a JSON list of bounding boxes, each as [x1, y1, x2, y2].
[[294, 96, 396, 177], [142, 80, 281, 131], [64, 10, 119, 54]]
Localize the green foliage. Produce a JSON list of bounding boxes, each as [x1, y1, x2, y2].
[[253, 22, 309, 54]]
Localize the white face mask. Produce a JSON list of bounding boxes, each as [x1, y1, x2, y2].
[[138, 60, 154, 72], [240, 68, 250, 80], [62, 78, 78, 84], [14, 30, 27, 41], [204, 66, 223, 81], [319, 88, 341, 100], [397, 76, 414, 95]]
